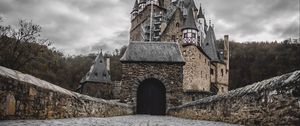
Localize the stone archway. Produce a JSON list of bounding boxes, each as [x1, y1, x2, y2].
[[136, 78, 166, 115]]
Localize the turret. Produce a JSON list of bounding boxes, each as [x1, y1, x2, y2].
[[197, 4, 207, 45], [182, 7, 198, 45], [131, 0, 139, 20], [197, 4, 205, 28], [78, 51, 113, 99]]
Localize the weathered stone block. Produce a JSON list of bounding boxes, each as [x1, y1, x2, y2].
[[0, 66, 133, 120], [168, 70, 300, 126], [5, 93, 16, 116]]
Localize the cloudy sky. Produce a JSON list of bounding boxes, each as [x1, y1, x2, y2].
[[0, 0, 299, 55]]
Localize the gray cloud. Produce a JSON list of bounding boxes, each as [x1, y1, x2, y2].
[[73, 30, 129, 55], [0, 0, 299, 55], [197, 0, 299, 41]]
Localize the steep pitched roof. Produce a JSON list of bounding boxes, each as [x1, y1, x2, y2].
[[80, 52, 111, 84], [140, 0, 146, 3], [132, 0, 138, 12], [182, 7, 198, 31], [197, 5, 205, 19], [120, 42, 185, 63], [201, 26, 220, 62], [183, 0, 197, 10]]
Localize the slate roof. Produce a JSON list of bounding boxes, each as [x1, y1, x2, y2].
[[120, 42, 185, 63], [183, 0, 197, 10], [197, 5, 205, 19], [132, 0, 138, 12], [80, 52, 111, 84], [182, 7, 198, 31], [201, 26, 220, 62], [140, 0, 146, 3]]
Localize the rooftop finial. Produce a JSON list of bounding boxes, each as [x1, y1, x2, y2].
[[209, 20, 212, 26]]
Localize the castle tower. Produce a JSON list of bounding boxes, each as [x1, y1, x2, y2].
[[131, 0, 139, 20], [126, 0, 230, 103], [196, 4, 207, 46], [78, 52, 113, 99], [182, 7, 198, 45]]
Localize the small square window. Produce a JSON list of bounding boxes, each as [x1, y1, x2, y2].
[[171, 35, 176, 41], [184, 33, 188, 38], [221, 69, 224, 76], [191, 33, 196, 38], [210, 68, 214, 75]]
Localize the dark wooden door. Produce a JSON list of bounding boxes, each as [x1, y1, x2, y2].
[[137, 78, 166, 115]]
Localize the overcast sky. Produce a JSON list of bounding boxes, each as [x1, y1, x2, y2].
[[0, 0, 299, 55]]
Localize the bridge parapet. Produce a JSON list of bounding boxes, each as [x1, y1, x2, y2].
[[168, 70, 300, 125], [0, 66, 133, 120]]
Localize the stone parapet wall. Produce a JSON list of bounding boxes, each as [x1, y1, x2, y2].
[[0, 66, 133, 120], [81, 82, 113, 99], [168, 70, 300, 126]]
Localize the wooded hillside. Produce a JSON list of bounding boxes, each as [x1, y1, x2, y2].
[[1, 20, 299, 91]]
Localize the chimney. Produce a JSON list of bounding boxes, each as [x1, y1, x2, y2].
[[106, 58, 110, 72], [224, 35, 229, 70]]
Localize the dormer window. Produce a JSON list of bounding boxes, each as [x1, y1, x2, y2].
[[100, 60, 102, 63], [221, 69, 224, 76]]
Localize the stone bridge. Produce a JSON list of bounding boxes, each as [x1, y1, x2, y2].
[[0, 66, 299, 125]]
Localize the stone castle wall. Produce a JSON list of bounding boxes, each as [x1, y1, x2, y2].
[[168, 70, 300, 126], [120, 62, 185, 109], [0, 66, 132, 120], [215, 63, 228, 85], [210, 64, 216, 83], [80, 82, 113, 99], [181, 45, 211, 92], [160, 9, 182, 42], [212, 62, 229, 94], [130, 5, 165, 41]]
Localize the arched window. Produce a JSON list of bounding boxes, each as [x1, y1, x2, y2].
[[176, 22, 180, 27], [184, 33, 188, 38]]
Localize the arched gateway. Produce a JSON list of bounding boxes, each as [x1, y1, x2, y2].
[[120, 42, 185, 114], [137, 78, 166, 115]]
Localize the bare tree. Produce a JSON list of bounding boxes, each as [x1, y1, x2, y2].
[[0, 19, 51, 70]]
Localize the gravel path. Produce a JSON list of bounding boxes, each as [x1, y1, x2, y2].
[[0, 115, 240, 126]]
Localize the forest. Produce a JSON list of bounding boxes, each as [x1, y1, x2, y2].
[[1, 19, 300, 91]]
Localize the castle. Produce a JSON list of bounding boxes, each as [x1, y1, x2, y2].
[[120, 0, 229, 114], [80, 0, 230, 115], [128, 0, 229, 95]]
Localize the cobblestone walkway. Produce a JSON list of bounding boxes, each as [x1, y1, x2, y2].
[[0, 115, 240, 126]]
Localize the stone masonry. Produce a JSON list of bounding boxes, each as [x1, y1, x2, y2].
[[120, 62, 184, 109], [168, 70, 300, 126], [181, 45, 211, 92], [0, 66, 132, 120]]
